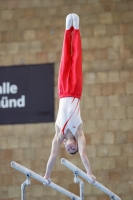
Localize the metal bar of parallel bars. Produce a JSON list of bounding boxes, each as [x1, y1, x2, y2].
[[11, 161, 80, 200], [79, 179, 84, 200], [61, 158, 121, 200], [21, 181, 27, 200], [74, 172, 84, 200], [21, 175, 30, 200]]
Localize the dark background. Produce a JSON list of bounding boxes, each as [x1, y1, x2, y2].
[[0, 64, 54, 124]]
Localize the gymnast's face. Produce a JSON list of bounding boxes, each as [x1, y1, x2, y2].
[[64, 139, 78, 154]]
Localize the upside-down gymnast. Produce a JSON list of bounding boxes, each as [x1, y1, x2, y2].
[[44, 13, 96, 184]]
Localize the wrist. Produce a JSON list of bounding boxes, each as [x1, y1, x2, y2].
[[87, 171, 92, 176], [44, 173, 50, 179]]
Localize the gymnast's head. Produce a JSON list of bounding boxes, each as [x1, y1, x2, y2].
[[64, 137, 78, 155]]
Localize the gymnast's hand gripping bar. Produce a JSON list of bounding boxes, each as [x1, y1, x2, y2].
[[61, 158, 121, 200], [11, 161, 80, 200]]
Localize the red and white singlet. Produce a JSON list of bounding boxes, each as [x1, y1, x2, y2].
[[56, 97, 82, 135]]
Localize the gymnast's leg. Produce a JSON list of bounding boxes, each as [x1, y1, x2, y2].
[[70, 13, 82, 99], [58, 14, 73, 98]]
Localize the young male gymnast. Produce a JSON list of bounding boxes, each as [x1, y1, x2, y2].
[[44, 13, 96, 184]]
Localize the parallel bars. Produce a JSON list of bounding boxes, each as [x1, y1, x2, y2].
[[11, 158, 121, 200]]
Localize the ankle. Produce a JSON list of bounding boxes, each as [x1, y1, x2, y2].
[[66, 13, 73, 30], [72, 13, 79, 30]]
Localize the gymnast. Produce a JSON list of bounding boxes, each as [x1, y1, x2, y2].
[[44, 13, 96, 184]]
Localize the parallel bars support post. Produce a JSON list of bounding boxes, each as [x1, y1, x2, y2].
[[21, 182, 26, 200], [74, 171, 84, 200], [21, 175, 30, 200]]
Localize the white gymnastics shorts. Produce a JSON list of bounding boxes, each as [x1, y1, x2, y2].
[[56, 97, 82, 135]]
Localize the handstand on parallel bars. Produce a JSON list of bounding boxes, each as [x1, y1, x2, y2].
[[11, 159, 121, 200]]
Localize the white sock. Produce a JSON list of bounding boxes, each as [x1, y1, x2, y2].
[[72, 13, 79, 29], [66, 14, 73, 30]]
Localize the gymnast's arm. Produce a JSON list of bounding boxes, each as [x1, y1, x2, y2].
[[44, 131, 64, 179], [76, 129, 96, 183]]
